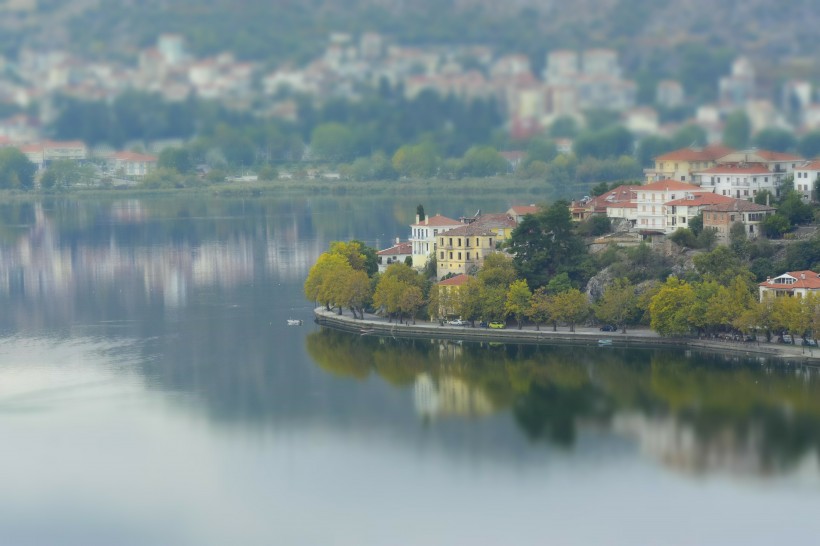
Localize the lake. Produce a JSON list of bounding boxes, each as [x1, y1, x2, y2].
[[0, 195, 818, 546]]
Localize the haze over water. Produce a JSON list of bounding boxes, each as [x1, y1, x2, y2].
[[0, 196, 818, 546]]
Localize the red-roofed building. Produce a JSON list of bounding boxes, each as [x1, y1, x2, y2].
[[635, 180, 712, 233], [702, 199, 775, 242], [409, 213, 462, 269], [714, 149, 804, 192], [108, 151, 158, 177], [664, 193, 736, 230], [434, 273, 471, 318], [18, 140, 87, 169], [646, 144, 734, 183], [377, 239, 413, 272], [506, 204, 539, 223], [693, 163, 777, 199], [572, 185, 639, 223], [794, 160, 820, 202], [759, 271, 820, 301]]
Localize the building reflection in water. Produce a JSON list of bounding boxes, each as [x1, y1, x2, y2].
[[309, 331, 820, 480], [0, 201, 324, 306]]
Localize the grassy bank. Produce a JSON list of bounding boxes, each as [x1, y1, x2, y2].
[[0, 176, 555, 201]]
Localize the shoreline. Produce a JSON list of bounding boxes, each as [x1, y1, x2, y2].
[[313, 307, 820, 364]]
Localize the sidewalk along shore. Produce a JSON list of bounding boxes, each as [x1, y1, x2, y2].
[[313, 307, 820, 364]]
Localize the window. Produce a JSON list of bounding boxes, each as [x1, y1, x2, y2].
[[449, 252, 453, 259], [440, 237, 443, 246], [440, 251, 444, 259], [458, 238, 461, 247], [449, 237, 453, 246], [458, 252, 462, 260], [681, 176, 686, 181], [489, 238, 493, 247], [466, 252, 470, 260], [475, 238, 479, 246]]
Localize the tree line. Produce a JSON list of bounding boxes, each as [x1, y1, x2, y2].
[[305, 195, 820, 342]]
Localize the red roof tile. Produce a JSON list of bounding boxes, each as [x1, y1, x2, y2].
[[655, 145, 734, 162], [759, 271, 820, 290], [639, 180, 704, 191], [377, 242, 412, 256], [664, 193, 736, 206], [412, 214, 461, 227], [437, 274, 470, 286]]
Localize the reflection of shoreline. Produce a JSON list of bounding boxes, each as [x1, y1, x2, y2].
[[307, 329, 820, 479], [314, 307, 820, 363], [0, 202, 324, 306]]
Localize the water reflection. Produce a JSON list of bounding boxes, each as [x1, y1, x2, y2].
[[307, 329, 820, 477]]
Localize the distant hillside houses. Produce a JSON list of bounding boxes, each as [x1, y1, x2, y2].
[[571, 144, 814, 242]]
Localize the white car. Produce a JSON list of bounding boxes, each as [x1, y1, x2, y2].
[[447, 319, 469, 326]]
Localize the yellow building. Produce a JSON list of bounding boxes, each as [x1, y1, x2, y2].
[[434, 273, 470, 318], [645, 144, 733, 183], [436, 224, 498, 278]]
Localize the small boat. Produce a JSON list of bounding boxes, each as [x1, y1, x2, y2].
[[597, 338, 613, 345], [287, 319, 303, 326]]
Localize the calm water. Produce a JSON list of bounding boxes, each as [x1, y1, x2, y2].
[[0, 196, 818, 546]]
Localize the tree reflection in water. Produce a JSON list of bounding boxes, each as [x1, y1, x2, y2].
[[307, 329, 820, 476]]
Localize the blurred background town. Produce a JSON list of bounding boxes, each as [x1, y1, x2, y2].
[[0, 0, 819, 195]]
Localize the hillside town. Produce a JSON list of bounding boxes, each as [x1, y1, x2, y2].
[[1, 31, 820, 161]]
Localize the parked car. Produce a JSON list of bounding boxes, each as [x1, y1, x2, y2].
[[478, 321, 488, 328], [780, 334, 793, 344], [803, 338, 817, 347], [488, 321, 506, 329], [599, 324, 617, 332], [447, 319, 469, 326]]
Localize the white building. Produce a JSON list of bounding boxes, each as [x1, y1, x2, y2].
[[409, 213, 462, 268], [794, 160, 820, 202], [634, 180, 711, 234]]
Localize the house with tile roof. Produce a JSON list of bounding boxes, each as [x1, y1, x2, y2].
[[664, 193, 737, 231], [635, 180, 712, 234], [469, 212, 518, 240], [376, 239, 413, 273], [436, 224, 498, 279], [107, 151, 158, 177], [702, 199, 775, 242], [710, 149, 805, 194], [506, 204, 539, 224], [759, 271, 820, 301], [693, 163, 774, 200], [409, 213, 462, 269], [794, 160, 820, 202], [645, 144, 734, 183], [433, 273, 471, 319], [570, 184, 638, 223]]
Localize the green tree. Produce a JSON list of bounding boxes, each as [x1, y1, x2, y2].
[[461, 145, 508, 176], [158, 147, 194, 174], [0, 148, 36, 190], [505, 279, 532, 329], [39, 160, 93, 189], [762, 214, 790, 238], [551, 288, 590, 332], [478, 252, 517, 289], [338, 268, 373, 319], [799, 130, 820, 159], [753, 128, 797, 153], [507, 201, 588, 288], [650, 276, 695, 336], [304, 252, 352, 311], [392, 141, 439, 178], [525, 137, 558, 164], [310, 122, 355, 162], [549, 116, 578, 138], [723, 110, 751, 149], [595, 278, 638, 333], [529, 287, 554, 331]]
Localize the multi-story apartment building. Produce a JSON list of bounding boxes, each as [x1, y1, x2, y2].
[[436, 224, 498, 278], [793, 160, 820, 202], [634, 180, 711, 234], [409, 214, 462, 268]]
